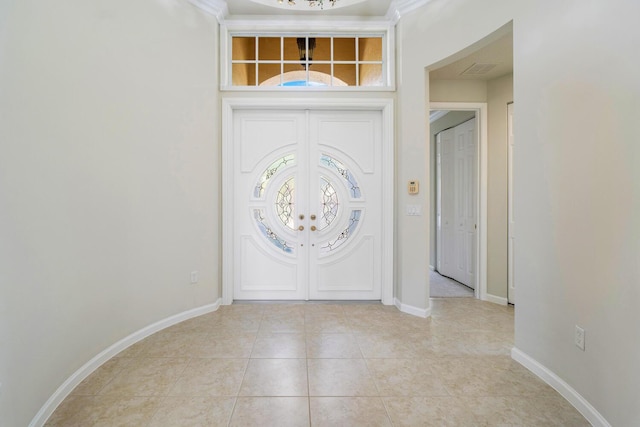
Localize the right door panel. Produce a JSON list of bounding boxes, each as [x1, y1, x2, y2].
[[308, 111, 383, 300]]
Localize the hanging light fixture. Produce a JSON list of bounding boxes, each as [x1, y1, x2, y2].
[[278, 0, 338, 9], [296, 37, 316, 69]]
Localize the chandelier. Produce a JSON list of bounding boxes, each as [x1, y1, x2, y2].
[[297, 38, 316, 69], [278, 0, 338, 9]]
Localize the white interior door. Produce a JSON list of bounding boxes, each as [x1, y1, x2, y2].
[[232, 109, 383, 300], [437, 128, 455, 278], [436, 118, 477, 289], [454, 118, 477, 288], [507, 102, 515, 304]]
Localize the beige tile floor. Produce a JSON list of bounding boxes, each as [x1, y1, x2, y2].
[[45, 299, 589, 426]]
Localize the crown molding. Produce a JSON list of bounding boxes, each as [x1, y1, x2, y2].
[[221, 16, 394, 29], [189, 0, 228, 23], [386, 0, 432, 23], [191, 0, 432, 25]]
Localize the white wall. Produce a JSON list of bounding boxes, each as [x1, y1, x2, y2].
[[0, 1, 220, 425], [486, 73, 512, 299], [430, 79, 487, 102], [400, 0, 640, 425], [513, 2, 640, 425]]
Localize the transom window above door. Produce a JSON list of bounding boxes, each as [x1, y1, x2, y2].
[[222, 32, 393, 90]]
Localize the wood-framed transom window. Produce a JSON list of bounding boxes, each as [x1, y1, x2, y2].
[[220, 27, 394, 90]]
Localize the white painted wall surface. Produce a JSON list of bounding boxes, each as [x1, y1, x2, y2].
[[430, 79, 488, 103], [513, 2, 640, 425], [0, 1, 220, 425], [486, 74, 513, 300], [401, 0, 640, 425]]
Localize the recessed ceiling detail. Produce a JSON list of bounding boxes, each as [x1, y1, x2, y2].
[[250, 0, 366, 12], [461, 63, 499, 76]]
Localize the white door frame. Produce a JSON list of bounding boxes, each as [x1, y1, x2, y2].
[[430, 102, 488, 301], [507, 102, 515, 304], [222, 97, 395, 305]]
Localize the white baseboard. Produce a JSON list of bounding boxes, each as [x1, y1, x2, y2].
[[484, 293, 508, 306], [511, 347, 611, 427], [30, 299, 222, 427], [394, 298, 431, 318]]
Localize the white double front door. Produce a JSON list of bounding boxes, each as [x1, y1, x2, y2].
[[230, 109, 384, 300]]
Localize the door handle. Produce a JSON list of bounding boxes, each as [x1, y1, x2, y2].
[[298, 225, 304, 231], [310, 225, 317, 231]]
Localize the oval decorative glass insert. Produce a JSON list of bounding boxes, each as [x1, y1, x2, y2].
[[255, 154, 295, 198], [320, 209, 362, 254], [254, 209, 294, 253], [319, 176, 339, 231], [320, 154, 361, 198], [275, 177, 296, 230]]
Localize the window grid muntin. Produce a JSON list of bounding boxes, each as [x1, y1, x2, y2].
[[229, 34, 386, 88]]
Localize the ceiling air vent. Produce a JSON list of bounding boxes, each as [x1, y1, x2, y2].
[[461, 62, 498, 76]]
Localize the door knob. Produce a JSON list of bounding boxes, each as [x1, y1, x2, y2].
[[310, 225, 317, 231], [298, 225, 304, 231], [310, 214, 316, 220]]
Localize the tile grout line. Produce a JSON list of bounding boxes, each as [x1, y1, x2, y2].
[[304, 307, 313, 426], [227, 306, 264, 426]]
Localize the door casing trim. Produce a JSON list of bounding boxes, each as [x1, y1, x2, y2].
[[430, 102, 488, 302], [222, 97, 395, 305]]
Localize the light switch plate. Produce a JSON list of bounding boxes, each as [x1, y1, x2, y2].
[[406, 204, 422, 216]]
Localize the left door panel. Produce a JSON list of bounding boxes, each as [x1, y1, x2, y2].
[[233, 110, 308, 300]]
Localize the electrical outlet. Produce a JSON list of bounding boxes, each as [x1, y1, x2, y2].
[[575, 325, 585, 351], [190, 271, 198, 284]]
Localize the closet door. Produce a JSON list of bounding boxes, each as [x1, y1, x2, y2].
[[437, 127, 456, 280], [453, 118, 476, 288], [437, 118, 477, 289]]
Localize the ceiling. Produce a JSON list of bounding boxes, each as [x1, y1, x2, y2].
[[429, 33, 513, 81], [210, 0, 512, 82], [224, 0, 395, 17]]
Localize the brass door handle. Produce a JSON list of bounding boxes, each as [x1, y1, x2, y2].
[[310, 225, 317, 231], [298, 225, 304, 231]]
